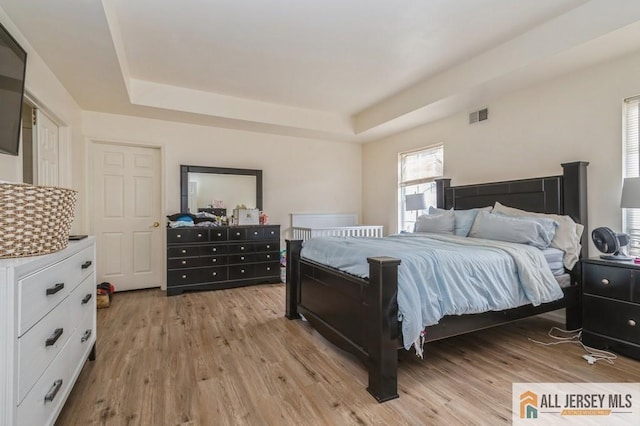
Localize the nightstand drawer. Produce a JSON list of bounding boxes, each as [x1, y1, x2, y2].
[[583, 263, 632, 301], [583, 295, 640, 344]]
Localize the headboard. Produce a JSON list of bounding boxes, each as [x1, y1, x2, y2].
[[435, 161, 589, 260]]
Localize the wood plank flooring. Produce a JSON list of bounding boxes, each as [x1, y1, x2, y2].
[[56, 284, 640, 425]]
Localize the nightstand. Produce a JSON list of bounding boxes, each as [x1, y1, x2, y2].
[[581, 258, 640, 360]]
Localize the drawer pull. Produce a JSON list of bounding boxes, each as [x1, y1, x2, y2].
[[82, 293, 93, 304], [266, 245, 271, 249], [601, 278, 610, 285], [45, 328, 64, 347], [181, 275, 187, 279], [240, 256, 245, 261], [81, 260, 93, 269], [212, 258, 217, 263], [240, 269, 245, 274], [181, 260, 187, 265], [240, 246, 245, 251], [177, 234, 182, 238], [181, 249, 187, 254], [212, 248, 217, 252], [44, 379, 63, 403], [270, 231, 275, 235], [217, 233, 222, 237], [197, 233, 203, 237], [267, 267, 271, 271], [266, 255, 271, 259], [254, 231, 259, 235], [236, 232, 241, 236], [212, 272, 217, 276], [81, 329, 92, 343], [629, 319, 637, 327], [46, 282, 65, 295]]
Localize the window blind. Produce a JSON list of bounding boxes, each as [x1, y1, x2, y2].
[[623, 96, 640, 255]]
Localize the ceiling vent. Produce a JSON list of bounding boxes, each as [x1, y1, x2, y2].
[[469, 108, 488, 124]]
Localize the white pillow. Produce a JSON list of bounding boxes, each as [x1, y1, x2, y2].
[[468, 211, 553, 249], [492, 202, 583, 269], [414, 209, 455, 234]]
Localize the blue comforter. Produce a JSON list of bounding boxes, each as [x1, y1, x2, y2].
[[300, 233, 563, 352]]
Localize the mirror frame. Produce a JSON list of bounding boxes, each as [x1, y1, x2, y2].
[[180, 165, 263, 213]]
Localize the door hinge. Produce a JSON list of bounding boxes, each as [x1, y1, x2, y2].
[[32, 109, 37, 126]]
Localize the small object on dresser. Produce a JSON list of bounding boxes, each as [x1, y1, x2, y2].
[[260, 211, 268, 225], [233, 208, 260, 225]]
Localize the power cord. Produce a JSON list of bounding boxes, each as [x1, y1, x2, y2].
[[528, 326, 617, 365]]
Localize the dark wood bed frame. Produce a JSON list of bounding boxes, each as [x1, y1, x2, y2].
[[285, 161, 589, 402]]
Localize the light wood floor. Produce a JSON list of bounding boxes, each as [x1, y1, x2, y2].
[[56, 284, 640, 425]]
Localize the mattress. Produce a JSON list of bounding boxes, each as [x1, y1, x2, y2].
[[541, 247, 565, 276]]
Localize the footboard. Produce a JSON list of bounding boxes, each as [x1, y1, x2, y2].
[[285, 240, 401, 402]]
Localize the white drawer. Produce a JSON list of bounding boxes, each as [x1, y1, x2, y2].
[[17, 334, 75, 426], [18, 246, 95, 336], [17, 294, 74, 404]]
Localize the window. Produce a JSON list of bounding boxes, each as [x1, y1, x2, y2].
[[398, 145, 444, 232], [623, 96, 640, 255]]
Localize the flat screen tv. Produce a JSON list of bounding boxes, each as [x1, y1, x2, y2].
[[0, 21, 27, 156]]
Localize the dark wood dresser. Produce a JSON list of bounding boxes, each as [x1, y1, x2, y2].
[[582, 258, 640, 360], [166, 225, 281, 296]]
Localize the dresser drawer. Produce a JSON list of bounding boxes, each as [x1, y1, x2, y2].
[[228, 243, 254, 254], [255, 261, 280, 278], [17, 293, 73, 404], [229, 254, 255, 264], [229, 264, 255, 280], [255, 242, 279, 252], [254, 252, 278, 263], [583, 263, 632, 301], [168, 246, 199, 258], [210, 229, 228, 241], [583, 295, 640, 344], [229, 228, 247, 240], [167, 267, 228, 286], [199, 244, 228, 256], [200, 255, 228, 267], [18, 245, 95, 336], [246, 226, 280, 240], [167, 229, 208, 243], [168, 257, 201, 269], [17, 331, 75, 426]]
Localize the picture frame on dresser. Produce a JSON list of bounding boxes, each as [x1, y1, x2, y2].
[[0, 237, 97, 426]]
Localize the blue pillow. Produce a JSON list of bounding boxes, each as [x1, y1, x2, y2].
[[468, 210, 553, 249], [492, 211, 558, 243], [414, 209, 455, 234], [429, 206, 488, 237]]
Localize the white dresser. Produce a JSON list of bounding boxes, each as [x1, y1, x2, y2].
[[0, 237, 96, 426]]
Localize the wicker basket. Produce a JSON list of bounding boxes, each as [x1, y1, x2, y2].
[[0, 183, 78, 258]]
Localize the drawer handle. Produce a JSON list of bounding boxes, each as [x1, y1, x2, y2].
[[254, 231, 259, 235], [240, 269, 245, 274], [240, 256, 245, 261], [266, 245, 271, 249], [212, 248, 217, 252], [212, 272, 217, 276], [181, 275, 187, 279], [177, 234, 182, 238], [601, 278, 610, 285], [266, 255, 271, 259], [44, 379, 63, 403], [181, 260, 187, 265], [45, 328, 64, 347], [46, 282, 65, 295], [81, 329, 92, 343], [181, 249, 187, 254], [197, 233, 203, 237], [240, 246, 245, 251], [629, 319, 637, 327], [267, 267, 271, 271], [212, 258, 217, 263], [81, 261, 92, 269], [236, 232, 241, 236], [270, 231, 275, 235], [217, 233, 222, 237], [82, 293, 92, 304]]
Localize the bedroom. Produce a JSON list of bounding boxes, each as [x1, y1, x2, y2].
[[0, 0, 640, 424]]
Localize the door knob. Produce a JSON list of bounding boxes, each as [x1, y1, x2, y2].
[[153, 222, 160, 227]]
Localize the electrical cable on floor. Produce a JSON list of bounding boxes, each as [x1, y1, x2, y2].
[[528, 326, 617, 365]]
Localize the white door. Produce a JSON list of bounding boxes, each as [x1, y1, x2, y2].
[[34, 109, 59, 186], [90, 143, 163, 291]]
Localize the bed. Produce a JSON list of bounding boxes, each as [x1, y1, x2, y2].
[[291, 213, 384, 240], [285, 161, 588, 402]]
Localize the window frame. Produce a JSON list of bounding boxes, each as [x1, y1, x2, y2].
[[623, 95, 640, 256]]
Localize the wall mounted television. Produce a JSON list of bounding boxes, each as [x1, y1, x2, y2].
[[0, 21, 27, 156]]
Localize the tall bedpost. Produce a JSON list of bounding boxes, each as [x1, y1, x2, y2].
[[561, 161, 589, 259], [435, 178, 452, 209], [366, 256, 401, 402], [285, 240, 302, 320]]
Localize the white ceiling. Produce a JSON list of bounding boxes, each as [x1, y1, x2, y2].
[[2, 0, 640, 142]]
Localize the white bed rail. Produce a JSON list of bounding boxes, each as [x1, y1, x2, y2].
[[290, 213, 383, 241], [292, 225, 383, 241]]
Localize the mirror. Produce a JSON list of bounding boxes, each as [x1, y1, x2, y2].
[[180, 165, 263, 214]]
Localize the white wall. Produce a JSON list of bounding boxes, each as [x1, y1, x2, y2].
[[0, 7, 84, 231], [82, 111, 362, 240], [363, 49, 640, 255]]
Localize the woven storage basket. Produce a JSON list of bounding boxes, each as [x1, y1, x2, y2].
[[0, 183, 78, 258]]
